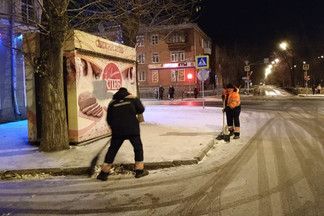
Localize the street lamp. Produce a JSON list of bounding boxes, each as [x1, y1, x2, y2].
[[278, 41, 296, 87], [265, 67, 271, 78], [280, 42, 288, 50], [264, 67, 271, 85], [271, 58, 279, 65]]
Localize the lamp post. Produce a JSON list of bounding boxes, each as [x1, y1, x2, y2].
[[303, 62, 310, 94], [244, 64, 250, 94]]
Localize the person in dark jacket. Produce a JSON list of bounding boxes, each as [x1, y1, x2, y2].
[[97, 87, 149, 181], [312, 85, 316, 95], [158, 85, 164, 100], [194, 86, 199, 98], [168, 85, 175, 100]]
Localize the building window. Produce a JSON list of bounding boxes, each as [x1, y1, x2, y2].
[[178, 69, 185, 81], [171, 70, 178, 82], [136, 35, 144, 47], [170, 52, 178, 62], [207, 40, 211, 48], [138, 71, 146, 81], [151, 34, 159, 45], [21, 0, 34, 24], [170, 51, 185, 62], [167, 32, 186, 43], [152, 53, 159, 63], [152, 70, 159, 83], [137, 53, 145, 64], [201, 38, 211, 49], [179, 51, 185, 61], [179, 34, 186, 43], [171, 69, 185, 82]]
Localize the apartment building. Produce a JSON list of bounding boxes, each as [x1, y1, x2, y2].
[[136, 23, 212, 98], [0, 0, 42, 123]]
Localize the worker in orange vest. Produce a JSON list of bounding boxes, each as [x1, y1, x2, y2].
[[222, 83, 241, 139]]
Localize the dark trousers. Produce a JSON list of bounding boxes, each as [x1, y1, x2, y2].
[[226, 105, 241, 128], [104, 135, 144, 164]]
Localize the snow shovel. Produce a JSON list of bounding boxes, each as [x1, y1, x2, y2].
[[88, 137, 111, 177], [216, 100, 230, 142]]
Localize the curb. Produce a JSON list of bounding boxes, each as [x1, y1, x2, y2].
[[0, 138, 217, 181], [298, 94, 324, 98]]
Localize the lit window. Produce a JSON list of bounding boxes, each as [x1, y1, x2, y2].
[[179, 34, 185, 43], [152, 70, 159, 83], [179, 69, 185, 81], [171, 70, 185, 82], [168, 32, 186, 43], [171, 70, 179, 82], [151, 34, 159, 45]]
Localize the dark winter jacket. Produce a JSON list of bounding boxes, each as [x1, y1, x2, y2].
[[107, 88, 145, 137], [169, 86, 175, 95]]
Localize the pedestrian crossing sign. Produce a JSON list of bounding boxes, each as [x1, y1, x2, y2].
[[195, 55, 209, 69]]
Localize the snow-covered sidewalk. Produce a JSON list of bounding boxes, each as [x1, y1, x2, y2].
[[0, 103, 246, 179]]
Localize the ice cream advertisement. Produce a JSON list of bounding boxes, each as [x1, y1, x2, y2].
[[25, 30, 137, 143], [66, 52, 136, 142]]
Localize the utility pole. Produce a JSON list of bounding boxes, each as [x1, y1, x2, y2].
[[244, 61, 250, 94], [303, 63, 310, 95]]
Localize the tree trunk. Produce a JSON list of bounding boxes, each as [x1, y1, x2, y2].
[[38, 0, 69, 151]]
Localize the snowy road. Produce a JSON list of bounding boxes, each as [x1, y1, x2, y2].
[[169, 104, 324, 215], [0, 100, 324, 215]]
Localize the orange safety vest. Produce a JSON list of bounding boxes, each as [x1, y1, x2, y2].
[[223, 87, 241, 109]]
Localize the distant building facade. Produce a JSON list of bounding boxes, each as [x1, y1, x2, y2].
[[0, 0, 42, 123], [135, 23, 212, 98]]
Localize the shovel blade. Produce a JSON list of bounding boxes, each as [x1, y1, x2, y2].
[[224, 134, 230, 142], [216, 134, 224, 140]]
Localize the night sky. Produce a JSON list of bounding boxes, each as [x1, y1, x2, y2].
[[197, 0, 324, 55]]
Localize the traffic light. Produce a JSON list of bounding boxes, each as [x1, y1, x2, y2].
[[187, 73, 193, 80]]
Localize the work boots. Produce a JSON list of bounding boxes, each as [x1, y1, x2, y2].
[[97, 164, 112, 181], [229, 129, 234, 136], [135, 169, 149, 178], [233, 132, 240, 139], [134, 162, 149, 178], [97, 171, 109, 181]]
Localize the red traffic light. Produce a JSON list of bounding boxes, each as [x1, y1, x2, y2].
[[304, 76, 310, 81], [187, 73, 193, 80]]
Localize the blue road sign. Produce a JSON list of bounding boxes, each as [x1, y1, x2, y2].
[[195, 55, 209, 69]]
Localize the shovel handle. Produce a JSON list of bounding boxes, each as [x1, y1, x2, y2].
[[222, 99, 225, 132]]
